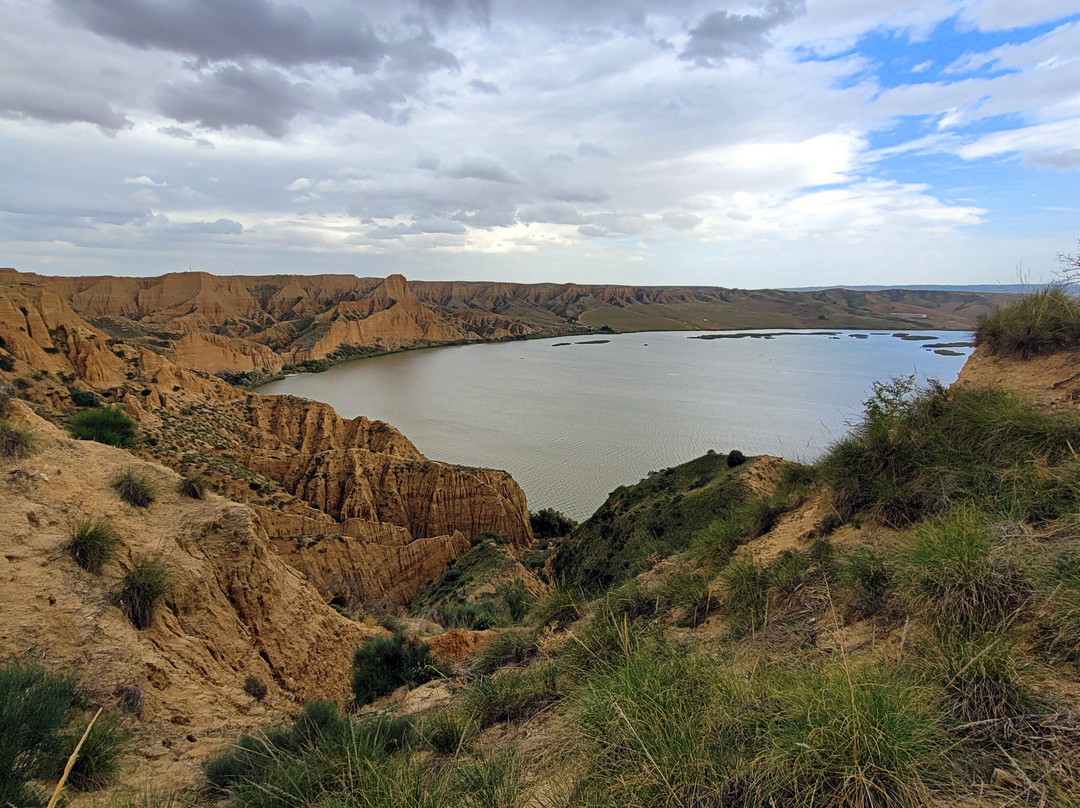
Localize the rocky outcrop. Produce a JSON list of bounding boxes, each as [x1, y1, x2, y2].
[[172, 331, 285, 374], [955, 347, 1080, 413], [0, 402, 378, 787]]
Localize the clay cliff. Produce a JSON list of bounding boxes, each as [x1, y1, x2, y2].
[[0, 267, 1007, 379], [0, 401, 377, 786], [0, 272, 534, 614]]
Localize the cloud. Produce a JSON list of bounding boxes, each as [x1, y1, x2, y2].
[[577, 141, 613, 158], [0, 86, 130, 132], [156, 64, 312, 137], [56, 0, 458, 74], [468, 78, 501, 94], [681, 0, 806, 66], [662, 212, 702, 230], [443, 156, 523, 183]]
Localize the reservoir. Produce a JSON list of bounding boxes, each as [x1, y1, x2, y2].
[[259, 330, 973, 521]]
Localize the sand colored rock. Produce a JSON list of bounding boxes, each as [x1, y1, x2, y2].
[[956, 347, 1080, 413], [172, 331, 285, 374], [0, 401, 378, 788]]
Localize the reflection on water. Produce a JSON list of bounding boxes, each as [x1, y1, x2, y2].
[[259, 330, 973, 521]]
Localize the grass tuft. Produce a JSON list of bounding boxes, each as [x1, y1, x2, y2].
[[178, 474, 211, 499], [113, 468, 156, 508], [119, 557, 170, 629], [67, 517, 120, 574], [975, 285, 1080, 359], [0, 419, 34, 458]]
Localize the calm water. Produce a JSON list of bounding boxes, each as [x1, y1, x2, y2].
[[259, 330, 973, 521]]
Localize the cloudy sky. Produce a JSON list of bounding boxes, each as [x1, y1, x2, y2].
[[1, 0, 1077, 286]]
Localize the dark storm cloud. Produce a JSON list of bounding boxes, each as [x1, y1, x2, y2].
[[0, 87, 131, 132], [56, 0, 458, 74], [156, 64, 312, 137], [680, 0, 806, 66]]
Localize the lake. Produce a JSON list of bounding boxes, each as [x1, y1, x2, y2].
[[259, 330, 974, 521]]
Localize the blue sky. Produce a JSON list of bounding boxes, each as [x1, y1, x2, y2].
[[0, 0, 1076, 286]]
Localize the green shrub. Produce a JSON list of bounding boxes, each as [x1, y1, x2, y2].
[[178, 474, 211, 499], [655, 567, 713, 626], [900, 507, 1030, 630], [530, 508, 577, 538], [351, 633, 443, 706], [0, 354, 13, 372], [528, 587, 582, 627], [418, 708, 476, 755], [68, 388, 101, 408], [68, 406, 137, 447], [0, 661, 125, 804], [837, 547, 890, 619], [64, 710, 129, 791], [727, 449, 747, 467], [243, 675, 267, 701], [752, 665, 944, 808], [931, 631, 1036, 730], [67, 517, 120, 574], [472, 630, 538, 676], [0, 419, 34, 458], [975, 285, 1080, 358], [818, 377, 1080, 526], [567, 641, 753, 807], [444, 602, 497, 630], [113, 468, 156, 508], [464, 665, 559, 728], [719, 557, 767, 636], [690, 515, 744, 573], [119, 558, 170, 630]]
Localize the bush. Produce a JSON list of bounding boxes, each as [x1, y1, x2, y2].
[[113, 468, 156, 508], [837, 547, 890, 619], [528, 587, 582, 628], [68, 387, 101, 408], [0, 354, 13, 372], [68, 406, 138, 447], [0, 661, 125, 804], [464, 665, 559, 728], [351, 633, 443, 706], [975, 285, 1080, 358], [530, 508, 577, 539], [719, 557, 767, 636], [119, 558, 170, 630], [0, 419, 34, 458], [243, 675, 267, 701], [444, 602, 497, 630], [472, 630, 539, 676], [64, 711, 128, 791], [178, 474, 211, 499], [727, 449, 747, 468], [690, 515, 744, 573], [67, 517, 120, 574], [900, 507, 1030, 631], [752, 665, 944, 808], [818, 377, 1080, 527]]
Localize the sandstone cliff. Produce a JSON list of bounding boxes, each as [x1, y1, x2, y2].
[[0, 271, 535, 613], [0, 401, 378, 787]]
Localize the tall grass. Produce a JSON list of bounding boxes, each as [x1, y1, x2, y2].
[[818, 377, 1080, 526], [119, 558, 170, 630], [68, 406, 138, 447], [351, 633, 443, 706], [975, 285, 1080, 358], [0, 419, 34, 458], [113, 468, 156, 508], [67, 517, 120, 574]]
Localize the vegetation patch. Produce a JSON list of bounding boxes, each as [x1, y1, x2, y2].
[[178, 473, 211, 499], [67, 516, 120, 574], [0, 418, 34, 458], [818, 376, 1080, 527], [0, 660, 126, 805], [68, 406, 138, 447], [119, 557, 171, 629], [975, 285, 1080, 358], [551, 451, 748, 593], [351, 633, 444, 706], [112, 467, 156, 508]]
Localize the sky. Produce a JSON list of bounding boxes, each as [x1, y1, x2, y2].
[[0, 0, 1077, 287]]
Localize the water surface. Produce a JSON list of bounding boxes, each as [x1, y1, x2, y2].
[[260, 330, 973, 521]]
